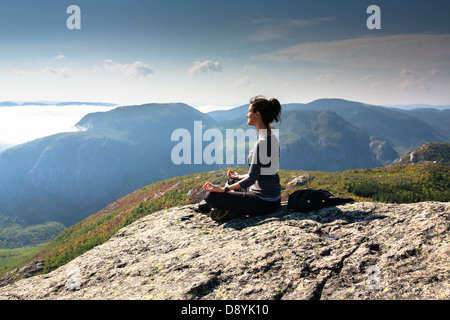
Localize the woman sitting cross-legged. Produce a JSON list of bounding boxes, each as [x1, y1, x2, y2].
[[202, 96, 282, 222]]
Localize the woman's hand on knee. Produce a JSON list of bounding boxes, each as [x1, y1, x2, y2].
[[203, 182, 223, 193]]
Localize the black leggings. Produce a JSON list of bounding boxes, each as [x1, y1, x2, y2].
[[204, 178, 281, 217]]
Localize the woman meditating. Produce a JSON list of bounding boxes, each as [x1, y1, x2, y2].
[[202, 96, 282, 222]]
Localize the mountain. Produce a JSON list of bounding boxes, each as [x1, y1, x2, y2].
[[0, 99, 446, 230], [400, 109, 450, 140], [206, 104, 250, 121], [392, 142, 450, 166], [278, 109, 397, 171], [387, 104, 450, 110], [210, 108, 399, 170], [209, 99, 448, 156], [0, 143, 13, 152], [0, 103, 216, 226], [285, 99, 448, 156], [1, 199, 448, 300], [0, 102, 20, 107]]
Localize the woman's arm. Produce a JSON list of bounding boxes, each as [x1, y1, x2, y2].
[[203, 181, 242, 193], [227, 170, 248, 180], [237, 141, 262, 190], [203, 170, 248, 193]]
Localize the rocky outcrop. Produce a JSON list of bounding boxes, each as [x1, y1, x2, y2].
[[287, 173, 311, 187], [0, 201, 448, 300], [392, 142, 450, 166], [369, 137, 399, 166], [0, 260, 45, 286]]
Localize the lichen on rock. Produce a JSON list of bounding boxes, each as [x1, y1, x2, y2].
[[0, 201, 448, 300]]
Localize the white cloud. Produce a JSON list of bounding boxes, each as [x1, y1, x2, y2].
[[43, 67, 72, 78], [430, 68, 441, 76], [397, 68, 442, 91], [13, 70, 34, 79], [234, 77, 252, 87], [400, 69, 417, 78], [363, 74, 381, 88], [55, 55, 66, 60], [129, 61, 154, 78], [253, 33, 450, 69], [14, 67, 72, 79], [188, 60, 222, 75], [104, 59, 153, 78], [370, 81, 381, 89]]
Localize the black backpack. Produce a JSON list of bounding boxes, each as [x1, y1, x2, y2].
[[287, 189, 354, 213]]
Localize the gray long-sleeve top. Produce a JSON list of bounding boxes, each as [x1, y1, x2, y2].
[[238, 134, 281, 201]]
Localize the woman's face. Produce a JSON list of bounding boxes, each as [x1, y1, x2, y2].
[[247, 105, 258, 126]]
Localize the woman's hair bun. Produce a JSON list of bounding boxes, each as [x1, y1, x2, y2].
[[269, 98, 281, 123], [250, 95, 282, 126]]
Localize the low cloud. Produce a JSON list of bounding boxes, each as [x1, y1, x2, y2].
[[253, 33, 450, 69], [0, 105, 116, 148], [188, 60, 222, 75], [104, 59, 154, 78]]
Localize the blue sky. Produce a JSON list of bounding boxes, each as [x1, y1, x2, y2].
[[1, 0, 450, 109]]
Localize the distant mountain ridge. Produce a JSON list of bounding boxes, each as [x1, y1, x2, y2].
[[208, 99, 449, 156], [0, 101, 117, 107], [386, 104, 450, 110]]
